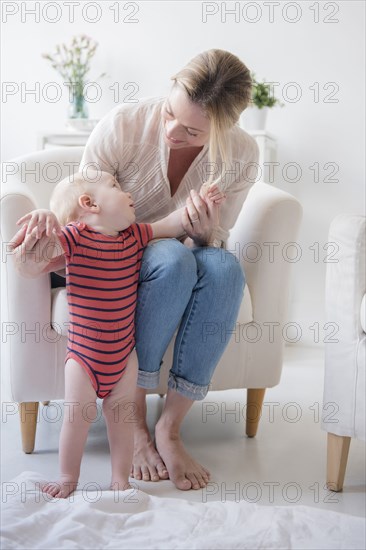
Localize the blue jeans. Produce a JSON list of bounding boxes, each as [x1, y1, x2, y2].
[[134, 239, 245, 400]]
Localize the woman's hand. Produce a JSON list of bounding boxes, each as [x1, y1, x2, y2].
[[17, 209, 62, 239], [9, 224, 65, 278], [182, 185, 226, 246]]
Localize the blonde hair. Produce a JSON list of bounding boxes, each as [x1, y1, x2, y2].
[[171, 49, 252, 188], [50, 171, 98, 225]]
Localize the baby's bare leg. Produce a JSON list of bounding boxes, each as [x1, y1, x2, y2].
[[42, 358, 97, 498], [102, 349, 138, 491]]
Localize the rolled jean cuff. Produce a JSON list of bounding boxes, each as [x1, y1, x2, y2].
[[168, 372, 209, 401], [137, 369, 160, 389]]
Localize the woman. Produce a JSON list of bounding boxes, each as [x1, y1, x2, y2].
[[13, 49, 259, 491]]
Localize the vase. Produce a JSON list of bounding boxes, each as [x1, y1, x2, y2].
[[68, 91, 88, 120], [240, 106, 269, 131]]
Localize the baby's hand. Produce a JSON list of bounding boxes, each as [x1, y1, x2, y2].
[[16, 209, 62, 239], [199, 183, 227, 205]]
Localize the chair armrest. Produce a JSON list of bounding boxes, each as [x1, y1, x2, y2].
[[1, 189, 56, 401], [325, 214, 366, 340], [226, 182, 303, 324], [3, 146, 84, 209]]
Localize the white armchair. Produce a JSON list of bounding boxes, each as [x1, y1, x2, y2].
[[322, 214, 366, 491], [1, 147, 303, 452]]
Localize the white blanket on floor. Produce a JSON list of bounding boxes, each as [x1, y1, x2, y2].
[[1, 472, 365, 550]]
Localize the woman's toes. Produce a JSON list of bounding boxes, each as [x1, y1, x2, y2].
[[202, 471, 210, 483], [148, 467, 160, 482], [187, 473, 201, 490], [141, 466, 151, 481], [133, 466, 142, 480], [199, 477, 207, 488], [175, 475, 192, 491], [157, 464, 169, 480], [194, 473, 207, 488]]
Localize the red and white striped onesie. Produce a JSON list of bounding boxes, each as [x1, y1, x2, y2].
[[58, 221, 152, 398]]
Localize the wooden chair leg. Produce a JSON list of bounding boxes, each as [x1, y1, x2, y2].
[[326, 433, 351, 492], [19, 402, 39, 454], [246, 388, 266, 438]]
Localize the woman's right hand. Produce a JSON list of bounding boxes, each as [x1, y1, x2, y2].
[[9, 224, 65, 278]]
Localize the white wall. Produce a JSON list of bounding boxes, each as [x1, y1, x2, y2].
[[2, 1, 365, 346]]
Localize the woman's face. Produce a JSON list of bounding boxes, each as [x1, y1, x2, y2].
[[162, 84, 210, 149]]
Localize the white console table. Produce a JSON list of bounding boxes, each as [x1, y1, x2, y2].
[[246, 130, 277, 177], [37, 128, 277, 183], [37, 130, 92, 150]]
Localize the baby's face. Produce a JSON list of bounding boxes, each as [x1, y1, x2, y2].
[[93, 174, 135, 230]]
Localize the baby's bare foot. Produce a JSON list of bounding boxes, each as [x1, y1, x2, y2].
[[41, 477, 78, 499], [110, 479, 132, 491]]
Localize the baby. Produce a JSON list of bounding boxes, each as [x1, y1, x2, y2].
[[16, 170, 224, 498]]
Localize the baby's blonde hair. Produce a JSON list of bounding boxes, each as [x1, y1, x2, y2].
[[50, 171, 98, 225], [171, 49, 252, 188]]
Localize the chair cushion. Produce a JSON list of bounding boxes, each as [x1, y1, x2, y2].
[[361, 294, 366, 333], [50, 285, 254, 337]]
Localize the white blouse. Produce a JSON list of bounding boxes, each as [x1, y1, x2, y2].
[[80, 97, 259, 247]]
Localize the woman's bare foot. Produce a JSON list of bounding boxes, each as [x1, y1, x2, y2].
[[155, 422, 210, 491], [42, 476, 78, 499], [131, 425, 169, 482]]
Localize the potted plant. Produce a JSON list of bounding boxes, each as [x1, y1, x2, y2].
[[241, 73, 283, 131], [42, 35, 106, 130]]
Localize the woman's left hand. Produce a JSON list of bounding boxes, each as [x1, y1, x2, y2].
[[182, 188, 223, 246]]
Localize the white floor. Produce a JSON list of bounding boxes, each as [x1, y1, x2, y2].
[[1, 345, 365, 518]]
